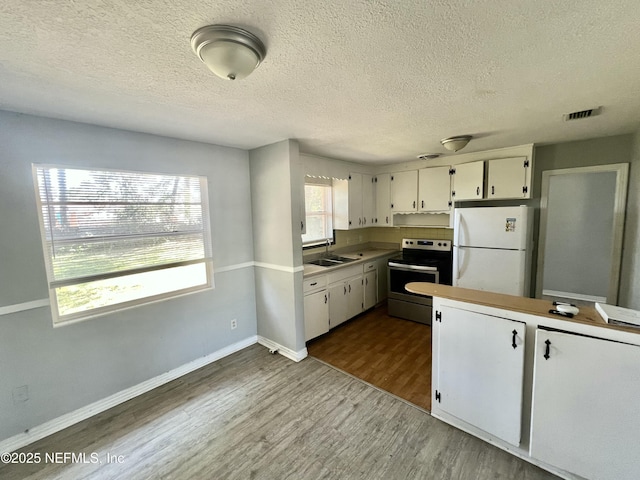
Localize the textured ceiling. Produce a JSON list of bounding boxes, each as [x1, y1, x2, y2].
[[0, 1, 639, 164]]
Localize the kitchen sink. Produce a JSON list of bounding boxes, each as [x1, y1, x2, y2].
[[307, 256, 357, 267]]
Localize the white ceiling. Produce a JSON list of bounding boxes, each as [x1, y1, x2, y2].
[[1, 1, 639, 164]]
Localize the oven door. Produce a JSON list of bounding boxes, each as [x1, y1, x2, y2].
[[388, 262, 439, 301]]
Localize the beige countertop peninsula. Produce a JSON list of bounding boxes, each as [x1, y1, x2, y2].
[[404, 282, 628, 330]]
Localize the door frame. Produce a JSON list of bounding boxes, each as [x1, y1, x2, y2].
[[536, 163, 628, 304]]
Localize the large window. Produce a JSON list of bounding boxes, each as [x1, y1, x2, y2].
[[33, 165, 213, 325], [302, 183, 333, 247]]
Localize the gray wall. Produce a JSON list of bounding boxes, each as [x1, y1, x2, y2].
[[533, 133, 638, 307], [250, 140, 305, 354], [0, 111, 257, 442]]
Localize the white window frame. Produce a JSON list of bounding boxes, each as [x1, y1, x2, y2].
[[302, 182, 334, 247], [32, 164, 214, 326]]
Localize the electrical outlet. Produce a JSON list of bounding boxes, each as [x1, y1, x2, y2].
[[231, 319, 237, 330]]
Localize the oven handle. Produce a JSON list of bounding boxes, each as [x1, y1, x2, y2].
[[388, 262, 438, 272]]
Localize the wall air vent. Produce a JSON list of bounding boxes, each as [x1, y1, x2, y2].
[[563, 107, 601, 121], [417, 153, 440, 160]]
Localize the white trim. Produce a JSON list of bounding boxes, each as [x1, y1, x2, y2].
[[215, 261, 255, 273], [0, 299, 49, 316], [254, 262, 304, 273], [258, 336, 308, 362], [0, 335, 258, 454]]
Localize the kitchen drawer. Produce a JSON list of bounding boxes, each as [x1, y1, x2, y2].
[[363, 261, 376, 272], [327, 264, 363, 284], [304, 275, 327, 294]]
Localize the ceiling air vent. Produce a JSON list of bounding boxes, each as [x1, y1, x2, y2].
[[563, 107, 601, 121], [417, 153, 440, 160]]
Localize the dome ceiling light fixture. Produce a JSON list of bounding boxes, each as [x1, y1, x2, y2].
[[190, 24, 266, 81], [440, 135, 472, 152]]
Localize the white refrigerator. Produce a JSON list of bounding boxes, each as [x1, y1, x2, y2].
[[453, 206, 533, 296]]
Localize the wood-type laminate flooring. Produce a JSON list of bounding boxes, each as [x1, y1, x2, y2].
[[308, 305, 432, 410], [0, 344, 559, 480]]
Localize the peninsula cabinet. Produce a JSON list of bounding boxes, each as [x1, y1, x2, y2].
[[529, 328, 640, 480], [433, 305, 526, 446]]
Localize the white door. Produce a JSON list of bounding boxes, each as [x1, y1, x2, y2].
[[328, 282, 348, 328], [391, 170, 418, 212], [363, 270, 377, 310], [453, 246, 528, 296], [487, 157, 529, 199], [419, 166, 451, 212], [375, 173, 392, 226], [455, 206, 529, 249], [530, 329, 640, 480], [361, 174, 375, 226], [452, 161, 484, 201], [303, 290, 329, 341], [435, 306, 525, 446]]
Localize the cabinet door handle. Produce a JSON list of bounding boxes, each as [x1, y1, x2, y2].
[[512, 329, 517, 349], [386, 216, 389, 223], [310, 282, 317, 286], [363, 217, 366, 225], [344, 286, 347, 295], [476, 186, 480, 196], [366, 278, 368, 285], [544, 339, 551, 360], [359, 218, 362, 225], [421, 200, 424, 208], [324, 294, 327, 304], [492, 185, 495, 195], [413, 200, 416, 208], [301, 221, 304, 231]]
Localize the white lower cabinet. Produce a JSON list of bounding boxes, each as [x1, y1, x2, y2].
[[434, 306, 526, 446], [363, 269, 377, 311], [303, 276, 328, 342], [530, 329, 640, 480], [327, 264, 363, 329]]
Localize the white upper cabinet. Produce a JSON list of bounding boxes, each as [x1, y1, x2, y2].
[[390, 170, 418, 212], [418, 166, 452, 212], [333, 173, 363, 230], [487, 157, 531, 199], [361, 173, 376, 227], [375, 173, 392, 226], [451, 161, 484, 201]]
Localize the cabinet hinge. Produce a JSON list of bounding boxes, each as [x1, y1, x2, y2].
[[390, 203, 394, 209], [449, 168, 456, 175], [348, 174, 352, 180], [522, 185, 528, 194], [435, 390, 441, 403], [448, 201, 452, 207], [524, 159, 530, 168], [435, 310, 442, 322], [451, 191, 456, 197]]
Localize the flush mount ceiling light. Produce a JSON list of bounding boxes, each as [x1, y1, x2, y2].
[[440, 135, 472, 152], [191, 24, 266, 81]]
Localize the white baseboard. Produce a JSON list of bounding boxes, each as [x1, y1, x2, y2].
[[258, 336, 308, 362], [0, 335, 258, 454]]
